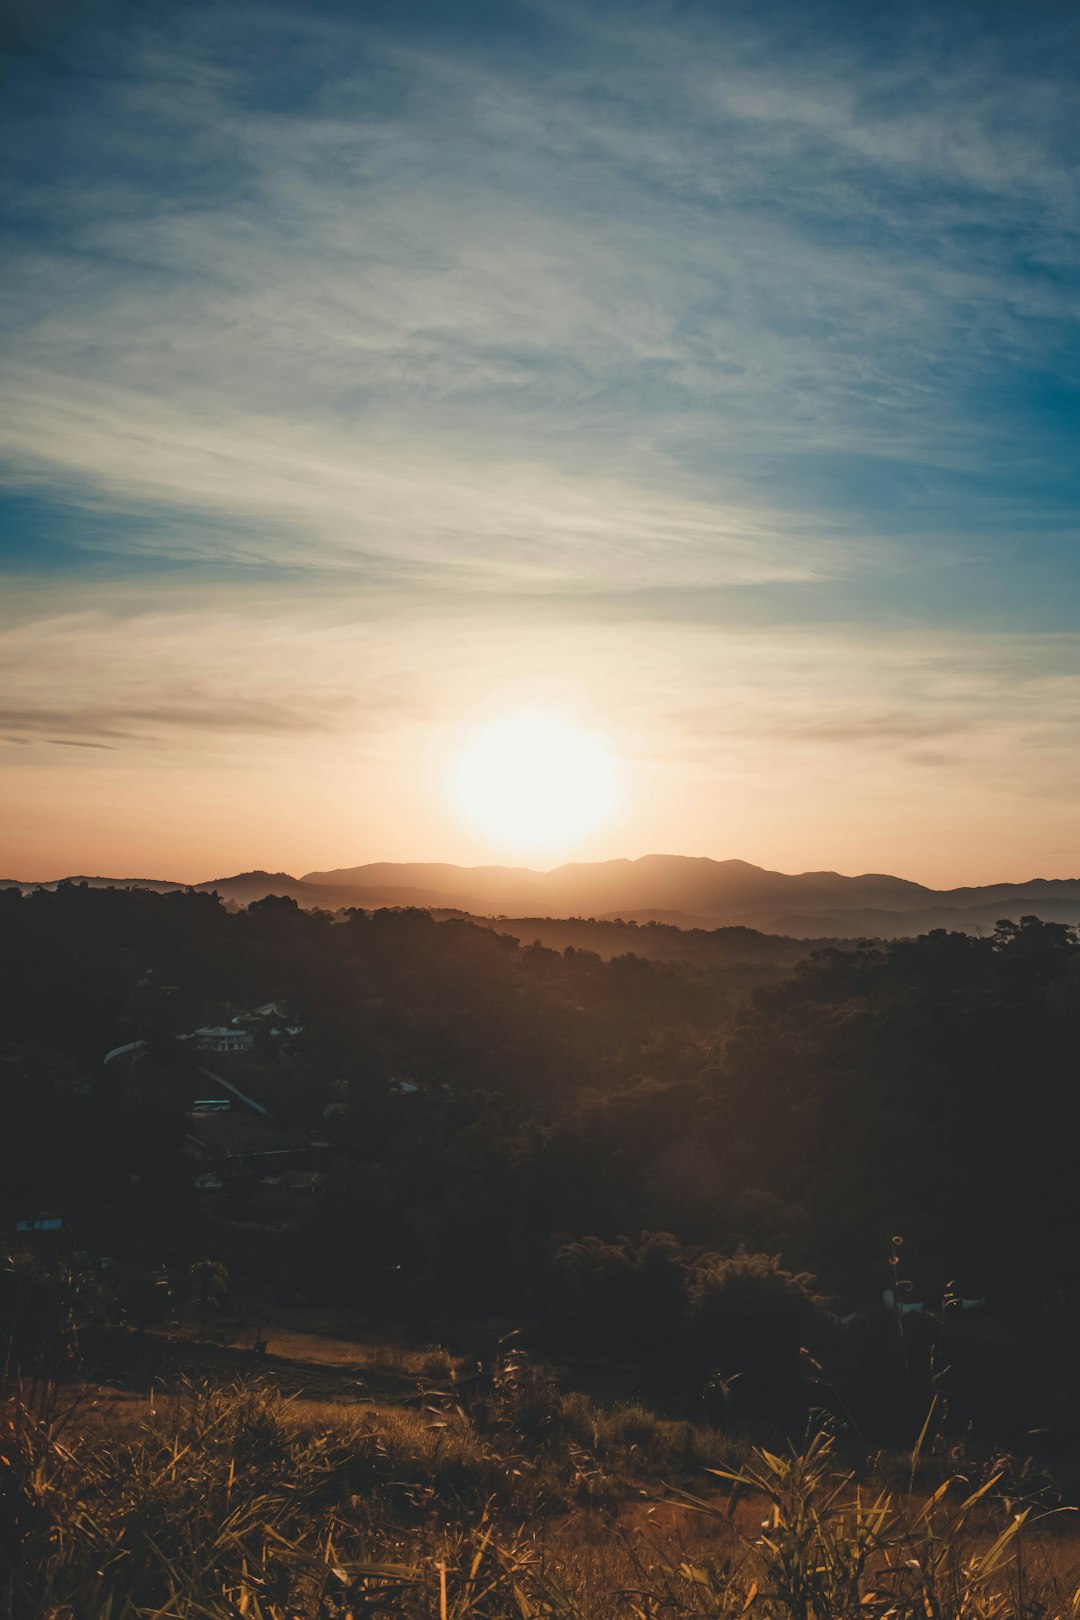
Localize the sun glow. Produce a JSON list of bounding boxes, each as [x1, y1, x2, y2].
[[450, 710, 622, 851]]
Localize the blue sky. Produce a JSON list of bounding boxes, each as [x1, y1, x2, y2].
[[3, 0, 1080, 881]]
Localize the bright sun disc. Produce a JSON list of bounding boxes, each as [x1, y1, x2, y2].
[[450, 710, 621, 850]]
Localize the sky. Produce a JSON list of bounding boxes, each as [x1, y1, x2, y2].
[[2, 0, 1080, 885]]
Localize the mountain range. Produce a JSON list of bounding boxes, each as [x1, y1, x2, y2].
[[6, 854, 1080, 939]]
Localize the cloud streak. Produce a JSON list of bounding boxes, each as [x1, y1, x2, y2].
[[3, 1, 1078, 593]]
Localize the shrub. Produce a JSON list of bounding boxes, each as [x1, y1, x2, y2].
[[689, 1248, 826, 1422], [552, 1231, 691, 1360]]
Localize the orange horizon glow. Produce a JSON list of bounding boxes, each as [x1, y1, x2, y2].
[[7, 808, 1080, 891]]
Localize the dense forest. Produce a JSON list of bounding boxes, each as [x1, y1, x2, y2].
[[3, 883, 1080, 1448]]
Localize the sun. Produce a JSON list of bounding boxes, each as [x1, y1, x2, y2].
[[450, 710, 622, 851]]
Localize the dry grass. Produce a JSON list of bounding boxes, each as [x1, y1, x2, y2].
[[4, 1377, 1080, 1618]]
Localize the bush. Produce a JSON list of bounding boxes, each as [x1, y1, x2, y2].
[[689, 1248, 826, 1422], [552, 1231, 691, 1360]]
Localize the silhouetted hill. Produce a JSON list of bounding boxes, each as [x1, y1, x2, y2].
[[0, 875, 189, 895], [8, 855, 1080, 937], [429, 912, 853, 965], [303, 854, 1080, 936], [193, 870, 334, 905]]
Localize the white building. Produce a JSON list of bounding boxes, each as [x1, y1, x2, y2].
[[194, 1026, 255, 1054]]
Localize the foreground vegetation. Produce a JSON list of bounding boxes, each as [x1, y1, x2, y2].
[[4, 1373, 1077, 1619], [6, 884, 1080, 1616]]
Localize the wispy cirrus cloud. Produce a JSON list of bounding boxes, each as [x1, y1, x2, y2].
[[0, 590, 405, 748], [0, 370, 846, 588], [3, 0, 1078, 594]]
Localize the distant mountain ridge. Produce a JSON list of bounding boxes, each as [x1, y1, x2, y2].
[[7, 854, 1080, 938], [297, 854, 1080, 935]]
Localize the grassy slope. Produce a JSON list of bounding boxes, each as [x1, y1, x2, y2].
[[7, 1325, 1080, 1617]]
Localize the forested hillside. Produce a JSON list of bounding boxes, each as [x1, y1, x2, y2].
[[3, 884, 1080, 1442]]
